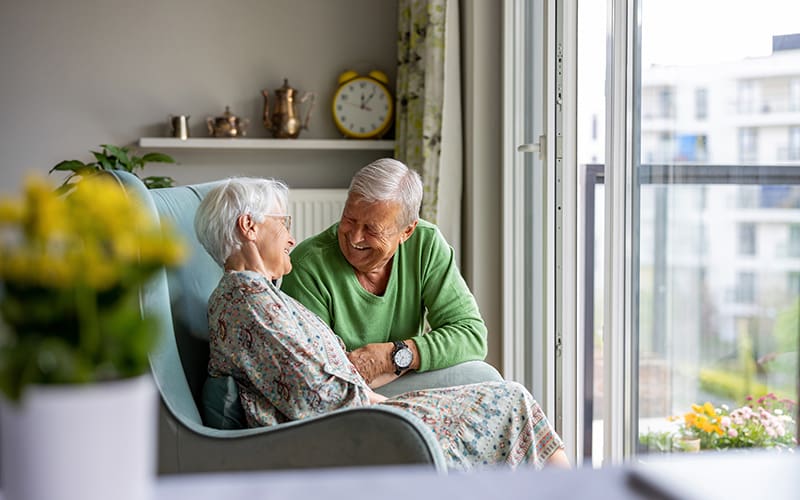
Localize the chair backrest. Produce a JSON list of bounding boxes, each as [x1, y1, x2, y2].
[[110, 171, 224, 425]]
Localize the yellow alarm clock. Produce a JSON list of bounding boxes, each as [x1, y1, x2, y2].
[[331, 70, 394, 139]]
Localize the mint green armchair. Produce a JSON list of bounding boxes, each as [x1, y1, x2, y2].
[[109, 170, 502, 474]]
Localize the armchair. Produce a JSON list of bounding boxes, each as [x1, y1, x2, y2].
[[109, 170, 502, 474]]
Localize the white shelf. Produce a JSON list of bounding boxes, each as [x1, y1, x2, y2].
[[138, 137, 395, 151]]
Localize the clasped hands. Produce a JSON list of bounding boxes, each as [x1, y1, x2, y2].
[[347, 340, 419, 388]]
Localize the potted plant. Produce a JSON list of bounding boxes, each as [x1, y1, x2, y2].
[[640, 396, 797, 454], [49, 143, 177, 190], [0, 174, 185, 500]]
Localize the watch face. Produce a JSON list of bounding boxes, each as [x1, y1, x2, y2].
[[394, 346, 413, 369], [332, 78, 393, 139]]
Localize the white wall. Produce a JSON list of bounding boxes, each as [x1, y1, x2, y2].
[[0, 0, 397, 191]]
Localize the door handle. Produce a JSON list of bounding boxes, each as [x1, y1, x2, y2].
[[517, 135, 545, 159]]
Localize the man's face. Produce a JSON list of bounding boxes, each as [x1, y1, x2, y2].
[[337, 194, 413, 274]]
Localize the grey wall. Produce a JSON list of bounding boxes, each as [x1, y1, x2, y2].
[[0, 0, 504, 371], [0, 0, 397, 191]]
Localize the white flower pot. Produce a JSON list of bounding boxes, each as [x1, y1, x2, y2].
[[0, 375, 157, 500]]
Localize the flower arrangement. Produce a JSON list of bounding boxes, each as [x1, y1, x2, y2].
[[641, 394, 797, 453], [0, 175, 186, 401], [678, 401, 724, 449]]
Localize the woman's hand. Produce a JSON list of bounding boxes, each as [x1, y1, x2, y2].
[[367, 390, 388, 404]]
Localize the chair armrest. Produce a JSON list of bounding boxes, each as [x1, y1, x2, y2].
[[157, 402, 447, 474], [376, 360, 503, 398]]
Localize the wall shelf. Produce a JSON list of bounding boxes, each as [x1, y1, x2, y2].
[[138, 137, 395, 151]]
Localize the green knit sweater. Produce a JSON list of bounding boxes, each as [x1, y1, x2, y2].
[[280, 220, 487, 372]]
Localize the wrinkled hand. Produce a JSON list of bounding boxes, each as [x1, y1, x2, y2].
[[347, 343, 392, 385]]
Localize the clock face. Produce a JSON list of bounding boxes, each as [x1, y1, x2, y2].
[[332, 77, 393, 139]]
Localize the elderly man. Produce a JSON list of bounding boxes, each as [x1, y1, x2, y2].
[[281, 158, 488, 387]]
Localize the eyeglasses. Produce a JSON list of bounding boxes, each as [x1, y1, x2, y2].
[[266, 214, 292, 232]]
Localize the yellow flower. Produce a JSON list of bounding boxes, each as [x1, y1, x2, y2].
[[0, 175, 185, 290]]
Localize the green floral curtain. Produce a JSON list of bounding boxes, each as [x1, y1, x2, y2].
[[395, 0, 448, 224]]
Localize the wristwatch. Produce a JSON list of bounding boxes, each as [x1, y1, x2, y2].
[[391, 340, 413, 375]]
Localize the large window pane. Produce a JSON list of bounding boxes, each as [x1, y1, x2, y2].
[[635, 0, 800, 456]]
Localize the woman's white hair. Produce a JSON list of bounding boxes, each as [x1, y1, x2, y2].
[[194, 177, 289, 267], [348, 158, 423, 227]]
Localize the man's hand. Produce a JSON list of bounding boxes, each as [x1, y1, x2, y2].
[[347, 343, 393, 385], [347, 340, 421, 387]]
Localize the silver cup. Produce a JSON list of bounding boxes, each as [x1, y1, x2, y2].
[[169, 115, 190, 140]]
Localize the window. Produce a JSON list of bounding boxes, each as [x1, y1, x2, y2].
[[659, 87, 675, 119], [695, 88, 708, 120], [513, 0, 800, 467], [581, 0, 800, 465], [789, 225, 800, 258], [739, 128, 759, 163], [738, 223, 757, 256], [789, 126, 800, 161], [738, 80, 757, 114], [735, 271, 756, 303], [790, 78, 800, 112]]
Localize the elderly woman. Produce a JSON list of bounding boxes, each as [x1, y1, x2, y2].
[[281, 159, 485, 387], [194, 177, 570, 470]]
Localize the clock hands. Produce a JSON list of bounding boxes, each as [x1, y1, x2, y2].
[[361, 89, 376, 112]]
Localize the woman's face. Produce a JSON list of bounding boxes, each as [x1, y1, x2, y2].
[[255, 212, 295, 278], [337, 194, 414, 274]]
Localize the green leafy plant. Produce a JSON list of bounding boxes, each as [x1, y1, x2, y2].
[[49, 144, 176, 190], [0, 175, 186, 401]]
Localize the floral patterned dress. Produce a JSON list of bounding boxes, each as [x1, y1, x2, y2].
[[207, 271, 564, 470]]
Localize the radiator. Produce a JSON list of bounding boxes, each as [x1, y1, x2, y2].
[[288, 189, 348, 242]]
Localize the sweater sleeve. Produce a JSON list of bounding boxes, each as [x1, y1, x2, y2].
[[280, 261, 332, 325], [411, 226, 488, 372]]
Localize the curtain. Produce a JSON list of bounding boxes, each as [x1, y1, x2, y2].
[[395, 0, 463, 259]]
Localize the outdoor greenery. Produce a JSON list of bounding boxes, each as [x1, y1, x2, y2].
[[0, 175, 186, 400]]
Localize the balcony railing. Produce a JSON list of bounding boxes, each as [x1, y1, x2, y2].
[[582, 163, 800, 460]]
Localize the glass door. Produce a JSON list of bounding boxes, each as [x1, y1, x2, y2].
[[633, 0, 800, 458], [581, 0, 800, 464]]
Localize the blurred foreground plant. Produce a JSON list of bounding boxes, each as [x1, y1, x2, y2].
[[0, 175, 186, 401]]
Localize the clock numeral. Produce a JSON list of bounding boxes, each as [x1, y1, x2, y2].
[[378, 116, 385, 122], [360, 127, 365, 133], [341, 95, 348, 101]]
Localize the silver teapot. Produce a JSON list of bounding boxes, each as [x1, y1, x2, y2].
[[206, 106, 249, 138]]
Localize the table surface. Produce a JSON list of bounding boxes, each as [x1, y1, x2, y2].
[[156, 451, 799, 500], [2, 451, 798, 500]]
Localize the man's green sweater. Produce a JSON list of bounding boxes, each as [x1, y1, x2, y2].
[[280, 220, 487, 372]]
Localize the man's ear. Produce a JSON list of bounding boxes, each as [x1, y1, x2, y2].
[[400, 220, 418, 243], [236, 214, 256, 241]]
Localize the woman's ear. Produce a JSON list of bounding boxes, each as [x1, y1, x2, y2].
[[236, 214, 256, 241]]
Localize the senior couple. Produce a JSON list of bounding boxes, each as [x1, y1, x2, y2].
[[195, 158, 569, 470]]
